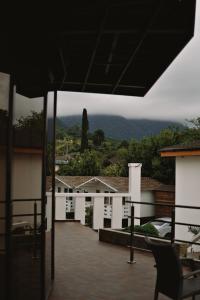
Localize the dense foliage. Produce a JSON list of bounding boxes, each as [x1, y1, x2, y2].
[[56, 117, 200, 184]]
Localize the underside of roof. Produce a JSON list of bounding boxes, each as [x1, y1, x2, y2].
[[0, 0, 196, 98]]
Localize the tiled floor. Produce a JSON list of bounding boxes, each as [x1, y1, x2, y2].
[[49, 223, 199, 300]]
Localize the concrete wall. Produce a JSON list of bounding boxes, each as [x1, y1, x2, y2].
[[175, 156, 200, 250]]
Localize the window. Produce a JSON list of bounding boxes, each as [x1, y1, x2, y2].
[[122, 197, 126, 206], [86, 197, 91, 202], [96, 190, 100, 193], [104, 197, 109, 205], [58, 187, 61, 193], [64, 188, 68, 193]]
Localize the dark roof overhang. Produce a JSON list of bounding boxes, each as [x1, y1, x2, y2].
[[160, 143, 200, 157], [0, 0, 196, 98]]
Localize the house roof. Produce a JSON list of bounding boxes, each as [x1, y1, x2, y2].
[[160, 142, 200, 157], [0, 1, 196, 98], [55, 175, 163, 192]]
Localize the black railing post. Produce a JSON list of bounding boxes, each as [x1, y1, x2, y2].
[[33, 201, 38, 258], [171, 206, 175, 244], [128, 204, 136, 264]]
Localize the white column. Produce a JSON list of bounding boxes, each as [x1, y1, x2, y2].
[[55, 195, 66, 220], [111, 196, 122, 229], [75, 197, 85, 225], [128, 163, 142, 225], [93, 196, 104, 230]]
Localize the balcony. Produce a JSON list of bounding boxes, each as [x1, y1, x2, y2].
[[49, 222, 170, 300]]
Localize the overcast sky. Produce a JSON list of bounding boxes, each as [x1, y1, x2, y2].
[[57, 2, 200, 122]]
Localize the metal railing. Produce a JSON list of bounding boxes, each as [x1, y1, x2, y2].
[[126, 200, 200, 264]]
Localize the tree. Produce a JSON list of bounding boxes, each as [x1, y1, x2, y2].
[[80, 108, 89, 152], [79, 150, 100, 176], [102, 163, 124, 176], [92, 129, 105, 146], [58, 150, 100, 176]]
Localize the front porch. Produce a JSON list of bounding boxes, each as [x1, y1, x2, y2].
[[49, 222, 167, 300]]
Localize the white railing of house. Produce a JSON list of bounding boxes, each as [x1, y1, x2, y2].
[[50, 192, 131, 230]]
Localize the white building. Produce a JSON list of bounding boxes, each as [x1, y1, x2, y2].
[[52, 163, 166, 229], [160, 144, 200, 254]]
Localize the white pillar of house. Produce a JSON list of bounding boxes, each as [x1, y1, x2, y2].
[[93, 196, 104, 230], [128, 163, 142, 225], [111, 196, 123, 229], [74, 197, 85, 225], [55, 195, 66, 220]]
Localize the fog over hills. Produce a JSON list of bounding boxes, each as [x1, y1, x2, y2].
[[58, 114, 183, 140]]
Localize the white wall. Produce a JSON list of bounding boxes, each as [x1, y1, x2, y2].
[[175, 156, 200, 248], [12, 153, 42, 225], [140, 191, 155, 218]]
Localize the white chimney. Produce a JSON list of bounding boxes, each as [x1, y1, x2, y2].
[[128, 163, 142, 225]]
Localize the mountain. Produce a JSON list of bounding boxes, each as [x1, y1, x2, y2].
[[58, 115, 183, 140]]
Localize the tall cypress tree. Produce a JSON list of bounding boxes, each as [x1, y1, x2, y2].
[[81, 108, 89, 152]]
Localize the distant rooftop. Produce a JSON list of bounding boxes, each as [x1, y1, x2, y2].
[[55, 175, 169, 193]]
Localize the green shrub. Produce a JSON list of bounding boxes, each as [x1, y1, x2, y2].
[[85, 207, 93, 228], [134, 223, 159, 237], [124, 223, 159, 237]]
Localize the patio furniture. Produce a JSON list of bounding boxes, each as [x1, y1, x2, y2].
[[145, 237, 200, 300]]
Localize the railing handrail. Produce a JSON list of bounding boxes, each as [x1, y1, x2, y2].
[[52, 192, 131, 197], [126, 200, 200, 264], [126, 200, 200, 210]]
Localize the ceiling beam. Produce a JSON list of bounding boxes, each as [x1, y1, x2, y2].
[[56, 80, 145, 89], [81, 7, 109, 92], [111, 0, 164, 94], [105, 33, 119, 75], [60, 29, 186, 36], [59, 47, 68, 89]]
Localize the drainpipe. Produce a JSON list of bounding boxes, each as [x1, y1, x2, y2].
[[128, 163, 142, 225]]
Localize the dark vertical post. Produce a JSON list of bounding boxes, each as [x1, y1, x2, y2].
[[51, 90, 57, 280], [41, 93, 48, 300], [33, 202, 38, 258], [171, 206, 175, 244], [6, 75, 14, 300], [128, 204, 136, 264]]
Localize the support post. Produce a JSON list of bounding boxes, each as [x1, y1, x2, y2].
[[171, 206, 175, 244], [111, 196, 122, 229], [93, 196, 104, 230], [74, 197, 85, 225], [55, 195, 66, 220], [128, 205, 136, 264], [128, 163, 142, 225]]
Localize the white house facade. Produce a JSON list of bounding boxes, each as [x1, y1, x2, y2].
[[160, 144, 200, 254]]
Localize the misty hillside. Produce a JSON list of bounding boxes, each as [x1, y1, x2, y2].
[[58, 115, 183, 140]]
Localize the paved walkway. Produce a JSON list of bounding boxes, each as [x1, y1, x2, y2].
[[49, 223, 172, 300]]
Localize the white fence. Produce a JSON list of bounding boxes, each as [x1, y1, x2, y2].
[[51, 192, 132, 230]]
